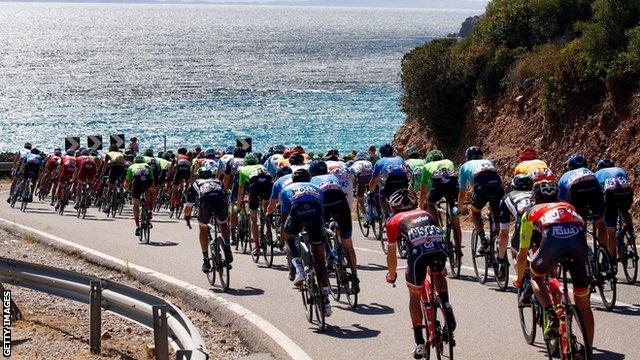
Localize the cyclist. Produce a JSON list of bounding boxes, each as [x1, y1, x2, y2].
[[595, 158, 633, 261], [235, 154, 273, 256], [142, 149, 161, 210], [513, 148, 548, 176], [458, 146, 504, 254], [558, 154, 609, 261], [184, 164, 233, 273], [264, 144, 286, 177], [280, 168, 332, 316], [498, 174, 535, 277], [16, 148, 44, 203], [73, 149, 97, 209], [326, 156, 354, 209], [369, 144, 409, 220], [404, 146, 425, 194], [55, 150, 77, 210], [225, 147, 246, 243], [515, 180, 593, 347], [170, 147, 192, 212], [125, 156, 155, 237], [8, 142, 33, 201], [42, 149, 62, 201], [349, 152, 373, 223], [384, 189, 455, 359], [419, 150, 462, 258], [267, 166, 294, 217], [101, 145, 126, 213], [309, 160, 359, 293], [217, 146, 235, 180], [367, 144, 378, 164]]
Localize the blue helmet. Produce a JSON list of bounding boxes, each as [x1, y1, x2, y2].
[[567, 154, 588, 170], [309, 160, 328, 177], [355, 152, 368, 161], [276, 166, 292, 178], [596, 158, 615, 171]]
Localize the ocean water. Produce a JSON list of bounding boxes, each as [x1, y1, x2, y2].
[[0, 3, 481, 153]]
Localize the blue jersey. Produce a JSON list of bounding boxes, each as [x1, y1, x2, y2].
[[372, 156, 407, 187], [22, 153, 43, 166], [279, 182, 323, 214], [595, 167, 630, 192], [310, 174, 343, 194], [558, 168, 597, 200], [264, 154, 284, 177], [271, 174, 292, 200], [459, 159, 497, 189]]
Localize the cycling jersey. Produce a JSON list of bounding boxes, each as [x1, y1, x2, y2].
[[240, 165, 273, 210], [421, 159, 455, 192], [217, 154, 233, 174], [76, 155, 97, 182], [558, 168, 603, 219], [513, 159, 548, 176], [22, 153, 44, 180], [519, 202, 584, 250], [499, 190, 535, 251], [595, 167, 630, 191], [225, 157, 244, 177], [105, 151, 124, 162], [280, 182, 325, 245], [173, 154, 192, 185], [45, 155, 60, 173], [386, 209, 447, 290], [596, 167, 633, 227], [349, 160, 373, 178], [311, 174, 352, 240], [271, 174, 293, 200], [187, 179, 228, 225], [406, 159, 425, 192], [458, 159, 498, 189], [326, 160, 354, 206], [58, 155, 77, 182], [372, 156, 409, 198], [127, 163, 153, 200], [264, 154, 284, 177]]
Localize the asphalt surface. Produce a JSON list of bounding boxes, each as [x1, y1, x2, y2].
[[1, 199, 638, 360]]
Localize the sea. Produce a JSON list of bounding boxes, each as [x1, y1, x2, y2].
[[0, 2, 484, 154]]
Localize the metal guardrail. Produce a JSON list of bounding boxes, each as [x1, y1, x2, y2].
[[0, 257, 208, 360], [0, 162, 12, 175]]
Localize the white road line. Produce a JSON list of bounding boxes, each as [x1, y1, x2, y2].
[[0, 217, 312, 360]]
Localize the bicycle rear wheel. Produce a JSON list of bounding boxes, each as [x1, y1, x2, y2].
[[596, 246, 616, 311], [435, 299, 454, 360], [216, 238, 231, 292], [341, 246, 358, 309], [517, 284, 536, 345], [378, 215, 388, 254], [312, 269, 326, 332], [327, 238, 341, 302], [471, 230, 488, 284], [493, 237, 509, 291], [621, 232, 638, 284], [356, 202, 370, 238], [446, 224, 461, 279], [566, 305, 592, 360]]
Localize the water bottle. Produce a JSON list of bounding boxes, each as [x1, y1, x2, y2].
[[555, 305, 566, 336], [451, 206, 459, 217]]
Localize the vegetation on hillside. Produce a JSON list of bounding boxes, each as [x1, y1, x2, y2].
[[401, 0, 640, 143]]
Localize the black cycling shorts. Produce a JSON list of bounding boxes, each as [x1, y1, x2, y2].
[[471, 171, 504, 213], [131, 177, 152, 200], [173, 167, 191, 185], [198, 190, 229, 225], [158, 169, 168, 186], [530, 226, 590, 290], [355, 175, 372, 197], [381, 173, 409, 198], [604, 187, 633, 227], [567, 179, 604, 220], [108, 163, 125, 184], [428, 175, 459, 209], [323, 190, 353, 240], [284, 201, 325, 246], [405, 241, 448, 291], [24, 163, 40, 181], [247, 174, 273, 211]]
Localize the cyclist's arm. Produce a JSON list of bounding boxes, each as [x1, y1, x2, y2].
[[386, 220, 398, 279], [419, 183, 429, 210], [498, 199, 511, 248], [516, 213, 533, 283]]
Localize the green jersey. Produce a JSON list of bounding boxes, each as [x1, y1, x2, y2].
[[239, 164, 268, 188], [406, 159, 426, 191], [420, 159, 455, 191], [156, 157, 171, 170], [126, 163, 153, 183]]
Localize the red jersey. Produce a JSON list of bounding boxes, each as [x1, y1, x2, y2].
[[386, 209, 442, 247], [45, 155, 60, 172], [77, 155, 97, 181]]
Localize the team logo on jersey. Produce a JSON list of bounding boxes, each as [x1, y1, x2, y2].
[[551, 225, 580, 238]]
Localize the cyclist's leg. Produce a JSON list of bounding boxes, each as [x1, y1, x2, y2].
[[131, 180, 142, 229], [469, 189, 486, 236], [604, 189, 619, 255], [248, 190, 260, 249], [430, 251, 455, 330], [335, 196, 357, 270], [406, 251, 428, 349], [567, 236, 594, 348]]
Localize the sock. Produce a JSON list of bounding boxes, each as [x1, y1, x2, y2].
[[292, 258, 304, 274], [413, 326, 425, 345]]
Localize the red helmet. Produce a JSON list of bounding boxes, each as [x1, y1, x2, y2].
[[292, 145, 305, 154], [283, 149, 293, 159], [529, 167, 556, 184], [519, 148, 538, 161]]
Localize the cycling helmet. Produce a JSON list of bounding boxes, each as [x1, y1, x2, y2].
[[24, 142, 32, 150], [388, 189, 418, 213], [380, 144, 394, 158], [405, 146, 420, 159], [355, 152, 368, 161], [91, 150, 99, 157], [292, 168, 312, 183], [177, 147, 188, 155], [292, 145, 305, 154], [134, 156, 146, 164], [273, 144, 286, 154], [75, 150, 81, 157], [567, 154, 587, 170], [276, 166, 292, 178], [225, 146, 235, 154], [308, 160, 328, 177], [31, 148, 40, 155], [244, 154, 259, 166], [289, 152, 305, 166], [596, 158, 615, 171], [66, 150, 75, 156], [529, 167, 556, 184], [144, 148, 154, 157], [54, 150, 62, 157], [204, 148, 216, 159], [197, 165, 213, 179], [80, 149, 90, 156], [465, 146, 483, 161], [163, 152, 171, 161], [254, 152, 264, 163], [234, 147, 247, 158], [532, 180, 559, 204], [425, 149, 444, 163], [519, 148, 538, 161], [511, 174, 533, 191]]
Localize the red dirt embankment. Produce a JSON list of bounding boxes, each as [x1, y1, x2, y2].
[[393, 90, 640, 216]]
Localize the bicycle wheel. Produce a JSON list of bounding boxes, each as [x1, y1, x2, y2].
[[471, 230, 488, 284], [435, 299, 454, 360], [327, 238, 341, 302], [341, 246, 358, 309], [493, 237, 509, 291], [517, 285, 536, 345], [566, 305, 592, 360], [312, 269, 326, 332], [371, 215, 379, 240], [356, 202, 370, 238], [216, 238, 231, 292], [260, 215, 274, 267], [301, 267, 313, 323], [251, 219, 260, 263], [621, 233, 638, 284], [446, 224, 461, 279], [378, 216, 388, 254], [595, 246, 616, 311]]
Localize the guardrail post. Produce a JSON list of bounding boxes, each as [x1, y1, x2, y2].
[[175, 350, 192, 360], [90, 280, 102, 354], [153, 305, 169, 360]]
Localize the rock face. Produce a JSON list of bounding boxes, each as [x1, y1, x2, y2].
[[458, 15, 481, 38], [394, 90, 640, 216]]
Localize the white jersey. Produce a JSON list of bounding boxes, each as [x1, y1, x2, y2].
[[349, 159, 373, 177], [326, 160, 354, 207]]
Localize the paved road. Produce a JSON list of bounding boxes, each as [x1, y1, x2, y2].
[[1, 199, 638, 360]]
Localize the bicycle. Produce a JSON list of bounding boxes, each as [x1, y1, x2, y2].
[[517, 267, 559, 356], [325, 218, 358, 309], [19, 179, 32, 213], [56, 181, 72, 216], [76, 182, 92, 219], [256, 202, 276, 267], [584, 210, 616, 311], [416, 265, 456, 359], [365, 191, 388, 253], [234, 201, 252, 254], [435, 200, 462, 279], [615, 213, 638, 284], [355, 198, 370, 238], [297, 230, 326, 332], [9, 173, 25, 209], [470, 207, 509, 290], [138, 195, 152, 244], [187, 218, 231, 292], [545, 257, 592, 360]]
